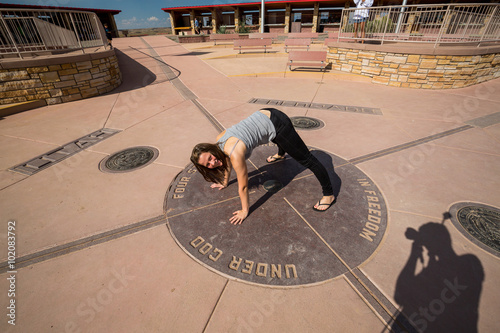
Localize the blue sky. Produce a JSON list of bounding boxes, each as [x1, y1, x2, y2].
[[2, 0, 173, 29]]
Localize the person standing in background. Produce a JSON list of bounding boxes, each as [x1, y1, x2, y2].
[[104, 23, 113, 49], [194, 17, 200, 34], [353, 0, 374, 42]]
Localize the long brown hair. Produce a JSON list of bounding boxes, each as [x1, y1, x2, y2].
[[190, 143, 229, 184]]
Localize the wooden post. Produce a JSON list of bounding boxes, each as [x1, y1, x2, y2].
[[284, 4, 291, 33], [190, 10, 195, 35], [312, 3, 319, 33], [235, 7, 240, 33], [169, 12, 177, 35], [212, 9, 217, 34]]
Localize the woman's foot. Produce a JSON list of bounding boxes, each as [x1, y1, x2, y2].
[[266, 154, 285, 163], [313, 195, 336, 212]]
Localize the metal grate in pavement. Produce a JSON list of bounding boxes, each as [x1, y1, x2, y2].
[[450, 202, 500, 257], [248, 98, 382, 115], [10, 128, 121, 176], [99, 146, 159, 173], [290, 116, 325, 130]]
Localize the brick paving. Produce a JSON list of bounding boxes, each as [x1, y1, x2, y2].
[[0, 36, 499, 332]]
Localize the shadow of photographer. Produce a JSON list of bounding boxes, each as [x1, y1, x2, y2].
[[391, 216, 484, 332]]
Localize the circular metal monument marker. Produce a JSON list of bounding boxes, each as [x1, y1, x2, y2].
[[164, 145, 387, 287], [99, 146, 159, 173], [290, 116, 324, 130], [449, 202, 500, 257]]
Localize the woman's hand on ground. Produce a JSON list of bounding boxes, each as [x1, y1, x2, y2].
[[230, 210, 248, 225], [210, 183, 225, 190]]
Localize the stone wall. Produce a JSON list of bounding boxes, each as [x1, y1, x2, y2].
[[177, 35, 210, 43], [327, 44, 500, 89], [0, 50, 121, 105]]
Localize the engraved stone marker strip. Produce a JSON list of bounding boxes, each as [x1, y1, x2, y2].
[[0, 215, 166, 273], [465, 111, 500, 128], [345, 269, 419, 333], [135, 39, 225, 132], [9, 128, 121, 175], [137, 39, 197, 100], [248, 98, 382, 115], [349, 125, 473, 165]]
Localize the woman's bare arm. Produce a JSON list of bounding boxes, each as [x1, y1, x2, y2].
[[230, 153, 249, 224], [222, 140, 249, 224]]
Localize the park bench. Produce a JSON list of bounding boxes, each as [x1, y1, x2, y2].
[[328, 32, 339, 38], [371, 32, 410, 41], [287, 50, 328, 71], [234, 39, 273, 53], [333, 32, 359, 43], [324, 32, 354, 46], [323, 38, 337, 47], [284, 38, 311, 52], [288, 32, 319, 40], [210, 34, 241, 45], [249, 32, 278, 41]]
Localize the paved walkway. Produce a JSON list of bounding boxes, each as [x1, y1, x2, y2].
[[1, 35, 499, 332]]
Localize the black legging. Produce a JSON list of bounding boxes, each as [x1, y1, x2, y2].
[[265, 108, 334, 196]]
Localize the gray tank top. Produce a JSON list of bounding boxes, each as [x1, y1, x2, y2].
[[217, 111, 276, 159]]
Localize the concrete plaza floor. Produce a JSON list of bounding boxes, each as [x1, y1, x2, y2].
[[1, 36, 499, 332]]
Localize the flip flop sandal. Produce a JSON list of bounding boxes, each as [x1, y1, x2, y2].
[[266, 155, 285, 163], [313, 198, 337, 212]]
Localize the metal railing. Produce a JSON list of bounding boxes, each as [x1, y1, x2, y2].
[[0, 8, 108, 59], [339, 3, 500, 47]]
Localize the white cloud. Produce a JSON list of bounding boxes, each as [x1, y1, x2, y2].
[[120, 17, 137, 27], [117, 15, 170, 30]]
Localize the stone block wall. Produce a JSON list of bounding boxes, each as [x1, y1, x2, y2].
[[177, 35, 211, 43], [0, 50, 122, 105], [327, 46, 500, 89]]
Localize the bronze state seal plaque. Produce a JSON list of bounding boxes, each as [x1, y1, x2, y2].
[[165, 145, 387, 287]]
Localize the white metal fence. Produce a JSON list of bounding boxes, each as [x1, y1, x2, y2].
[[0, 8, 108, 58], [339, 3, 500, 46]]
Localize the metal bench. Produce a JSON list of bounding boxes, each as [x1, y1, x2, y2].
[[210, 34, 241, 45], [324, 35, 356, 46], [249, 32, 279, 41], [323, 38, 338, 46], [371, 33, 410, 41], [284, 38, 311, 52], [287, 51, 328, 71], [287, 32, 319, 40], [335, 32, 359, 43], [233, 39, 273, 54]]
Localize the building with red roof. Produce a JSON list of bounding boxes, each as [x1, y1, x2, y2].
[[0, 2, 121, 37], [161, 0, 493, 35]]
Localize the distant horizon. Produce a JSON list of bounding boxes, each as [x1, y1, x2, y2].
[[118, 27, 172, 31]]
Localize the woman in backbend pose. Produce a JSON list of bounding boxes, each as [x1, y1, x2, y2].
[[191, 108, 336, 225]]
